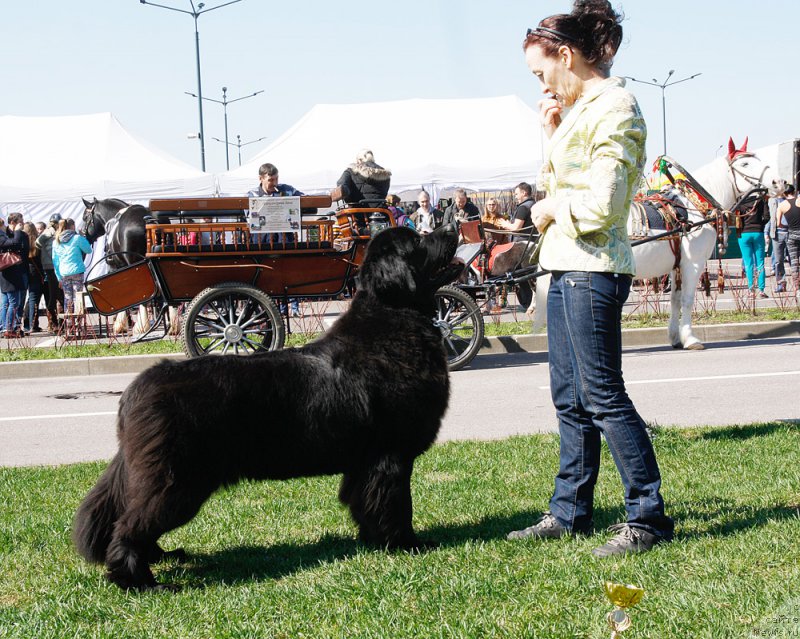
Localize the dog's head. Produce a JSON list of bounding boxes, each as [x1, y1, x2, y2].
[[358, 225, 462, 311]]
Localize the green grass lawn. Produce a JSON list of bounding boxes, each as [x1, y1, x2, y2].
[[2, 423, 799, 638], [2, 307, 798, 362]]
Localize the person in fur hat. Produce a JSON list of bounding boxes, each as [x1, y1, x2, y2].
[[330, 149, 392, 204]]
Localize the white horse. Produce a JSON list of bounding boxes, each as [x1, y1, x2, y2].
[[533, 138, 780, 349]]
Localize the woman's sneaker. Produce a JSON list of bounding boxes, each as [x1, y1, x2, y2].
[[592, 523, 664, 557], [507, 512, 573, 540]]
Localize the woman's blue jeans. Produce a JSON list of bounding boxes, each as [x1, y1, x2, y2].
[[1, 289, 26, 332], [738, 232, 766, 291], [546, 271, 673, 539]]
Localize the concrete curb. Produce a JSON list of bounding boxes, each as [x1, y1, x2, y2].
[[2, 321, 798, 380]]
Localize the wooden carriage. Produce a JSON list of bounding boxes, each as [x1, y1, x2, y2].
[[84, 196, 483, 369]]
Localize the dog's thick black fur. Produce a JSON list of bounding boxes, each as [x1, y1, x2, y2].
[[73, 225, 461, 591]]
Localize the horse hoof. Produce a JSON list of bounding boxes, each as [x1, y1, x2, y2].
[[686, 342, 705, 350], [671, 342, 682, 349]]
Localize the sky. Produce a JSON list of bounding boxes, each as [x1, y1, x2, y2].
[[2, 0, 798, 179]]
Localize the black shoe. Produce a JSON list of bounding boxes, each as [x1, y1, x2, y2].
[[592, 523, 664, 558], [507, 512, 575, 540]]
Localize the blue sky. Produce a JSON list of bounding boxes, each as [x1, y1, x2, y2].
[[2, 1, 797, 177]]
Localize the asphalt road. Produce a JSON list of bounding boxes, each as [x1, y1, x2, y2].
[[2, 336, 799, 468]]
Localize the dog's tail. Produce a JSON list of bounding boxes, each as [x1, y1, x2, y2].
[[72, 451, 127, 563]]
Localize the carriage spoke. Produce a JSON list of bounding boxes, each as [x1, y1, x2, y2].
[[195, 313, 226, 333], [437, 298, 454, 322], [448, 305, 481, 328], [240, 309, 270, 330], [199, 337, 226, 353], [241, 336, 265, 352], [235, 298, 258, 326], [443, 335, 466, 355], [227, 297, 237, 326]]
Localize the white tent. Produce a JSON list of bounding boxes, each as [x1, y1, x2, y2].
[[0, 113, 216, 223], [217, 96, 544, 201]]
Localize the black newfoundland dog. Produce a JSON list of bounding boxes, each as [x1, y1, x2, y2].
[[73, 225, 461, 591]]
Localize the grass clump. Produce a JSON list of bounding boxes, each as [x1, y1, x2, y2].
[[1, 422, 799, 638]]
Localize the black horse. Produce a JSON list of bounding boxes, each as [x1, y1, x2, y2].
[[81, 197, 149, 270]]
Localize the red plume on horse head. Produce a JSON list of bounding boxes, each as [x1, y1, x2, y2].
[[727, 137, 749, 161]]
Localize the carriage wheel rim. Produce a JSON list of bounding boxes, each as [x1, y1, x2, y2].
[[183, 284, 284, 357], [435, 297, 476, 355]]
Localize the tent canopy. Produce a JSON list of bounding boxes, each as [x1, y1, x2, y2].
[[217, 96, 544, 198], [0, 112, 215, 222]]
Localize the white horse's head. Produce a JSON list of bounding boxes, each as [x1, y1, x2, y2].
[[694, 138, 781, 210]]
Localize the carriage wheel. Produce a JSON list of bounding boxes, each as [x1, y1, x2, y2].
[[433, 285, 484, 371], [181, 282, 285, 358]]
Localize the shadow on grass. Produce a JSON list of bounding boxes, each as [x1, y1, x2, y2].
[[158, 492, 800, 588], [166, 507, 632, 587], [694, 421, 800, 441], [671, 500, 800, 540]]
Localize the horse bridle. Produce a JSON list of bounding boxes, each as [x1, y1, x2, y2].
[[727, 152, 770, 200], [84, 201, 106, 241]]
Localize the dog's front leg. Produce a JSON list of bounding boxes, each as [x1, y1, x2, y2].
[[340, 454, 427, 550]]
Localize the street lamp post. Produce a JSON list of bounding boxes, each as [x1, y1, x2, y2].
[[212, 134, 267, 166], [140, 0, 244, 171], [623, 70, 702, 156], [187, 87, 264, 169]]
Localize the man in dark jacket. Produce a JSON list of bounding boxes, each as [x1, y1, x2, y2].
[[0, 214, 30, 338], [441, 189, 480, 226], [330, 149, 392, 204]]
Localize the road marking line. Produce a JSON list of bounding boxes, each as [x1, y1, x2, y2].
[[538, 370, 800, 390], [0, 411, 117, 422]]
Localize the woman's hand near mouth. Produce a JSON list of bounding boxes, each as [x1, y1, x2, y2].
[[537, 95, 563, 137]]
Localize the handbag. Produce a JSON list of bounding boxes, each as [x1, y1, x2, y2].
[[0, 251, 22, 271]]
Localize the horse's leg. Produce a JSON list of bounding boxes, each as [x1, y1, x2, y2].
[[525, 282, 536, 315], [132, 304, 149, 335], [531, 273, 550, 332], [112, 311, 128, 335], [677, 260, 704, 350], [168, 305, 181, 336], [675, 228, 716, 350], [667, 269, 682, 348]]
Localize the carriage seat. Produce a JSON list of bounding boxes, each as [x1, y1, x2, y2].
[[344, 199, 389, 209], [152, 241, 333, 254]]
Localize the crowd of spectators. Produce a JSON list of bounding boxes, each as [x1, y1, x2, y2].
[[1, 213, 72, 337]]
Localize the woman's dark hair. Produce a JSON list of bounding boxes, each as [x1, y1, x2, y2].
[[524, 0, 623, 69]]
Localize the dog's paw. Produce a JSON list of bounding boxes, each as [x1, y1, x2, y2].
[[409, 539, 438, 553], [388, 536, 438, 554], [160, 548, 188, 563], [146, 582, 182, 593]]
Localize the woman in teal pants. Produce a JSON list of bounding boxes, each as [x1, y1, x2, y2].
[[736, 196, 770, 296]]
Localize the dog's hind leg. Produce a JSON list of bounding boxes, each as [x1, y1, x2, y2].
[[105, 481, 209, 591], [340, 454, 424, 550], [146, 543, 188, 564]]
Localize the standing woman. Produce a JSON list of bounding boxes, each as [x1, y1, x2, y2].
[[507, 0, 673, 556], [777, 186, 800, 299], [51, 218, 92, 317], [35, 214, 65, 331], [0, 214, 30, 338], [735, 194, 770, 297], [22, 222, 44, 333]]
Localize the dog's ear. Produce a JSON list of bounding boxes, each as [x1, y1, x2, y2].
[[359, 229, 421, 304], [359, 252, 417, 304]]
